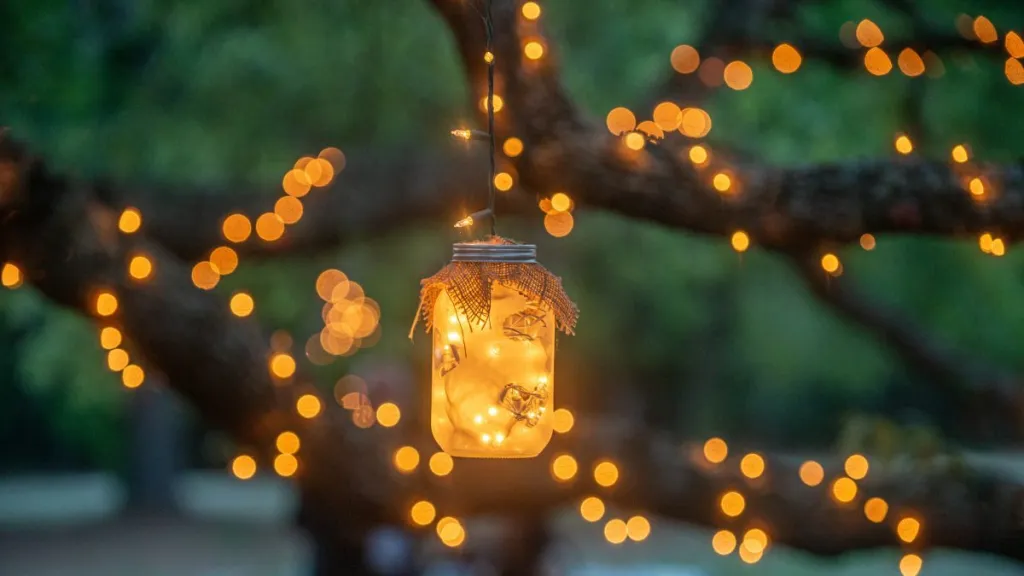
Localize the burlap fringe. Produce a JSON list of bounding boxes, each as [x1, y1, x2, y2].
[[409, 238, 578, 338]]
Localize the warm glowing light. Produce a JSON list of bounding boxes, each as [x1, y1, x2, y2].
[[480, 95, 504, 112], [429, 452, 454, 476], [122, 364, 144, 388], [275, 196, 304, 225], [821, 253, 840, 273], [679, 107, 712, 138], [297, 394, 322, 418], [742, 528, 769, 554], [222, 214, 252, 243], [276, 431, 300, 454], [992, 238, 1006, 257], [100, 327, 122, 350], [897, 517, 921, 543], [118, 208, 142, 234], [703, 437, 728, 464], [1, 263, 22, 289], [494, 172, 514, 192], [738, 544, 763, 564], [698, 56, 725, 87], [969, 177, 985, 196], [864, 497, 888, 523], [720, 491, 745, 517], [689, 145, 708, 165], [864, 47, 893, 76], [107, 348, 130, 372], [230, 292, 255, 317], [210, 246, 238, 275], [552, 454, 578, 481], [624, 132, 646, 150], [980, 233, 994, 254], [712, 173, 731, 193], [483, 51, 494, 64], [603, 519, 627, 544], [1007, 32, 1024, 59], [856, 19, 884, 47], [451, 129, 472, 140], [255, 213, 285, 242], [376, 402, 401, 427], [772, 43, 802, 73], [860, 234, 876, 251], [712, 530, 737, 555], [437, 517, 466, 547], [127, 255, 153, 281], [454, 215, 473, 228], [844, 454, 869, 480], [503, 137, 524, 157], [232, 455, 256, 480], [670, 44, 700, 74], [191, 262, 220, 290], [951, 145, 969, 163], [95, 291, 118, 317], [524, 41, 544, 60], [724, 61, 753, 90], [394, 446, 420, 473], [544, 210, 574, 237], [606, 107, 637, 135], [626, 516, 651, 542], [411, 500, 436, 526], [1006, 58, 1024, 85], [552, 408, 574, 433], [731, 231, 750, 253], [900, 554, 923, 576], [274, 453, 298, 477], [898, 48, 925, 77], [740, 453, 764, 479], [270, 353, 296, 378], [895, 134, 913, 154], [550, 192, 572, 212], [831, 476, 858, 503], [521, 1, 541, 20], [973, 16, 998, 44], [580, 496, 605, 522], [799, 460, 824, 486], [594, 461, 619, 487], [652, 102, 682, 131], [282, 169, 311, 198]]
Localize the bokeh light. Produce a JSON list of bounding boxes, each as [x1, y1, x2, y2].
[[864, 48, 893, 76], [544, 211, 574, 238], [895, 134, 913, 155], [864, 497, 888, 523], [232, 455, 256, 480], [494, 172, 514, 191], [394, 446, 420, 473], [606, 107, 637, 135], [411, 500, 436, 526], [580, 496, 605, 522], [951, 144, 969, 163], [897, 517, 921, 543], [437, 517, 465, 547], [831, 476, 858, 503], [429, 452, 454, 476], [552, 454, 578, 481], [522, 1, 541, 20], [626, 516, 651, 542], [256, 213, 286, 242], [689, 145, 708, 165], [376, 402, 401, 427], [222, 214, 252, 243], [653, 101, 682, 131], [95, 291, 118, 317], [679, 108, 712, 138], [552, 408, 574, 433], [128, 255, 153, 280], [704, 437, 728, 464], [740, 453, 764, 479], [107, 348, 130, 372], [230, 292, 255, 317], [270, 353, 296, 378], [856, 19, 884, 47], [503, 137, 524, 157], [799, 460, 824, 486], [860, 234, 876, 251], [900, 553, 923, 576], [821, 253, 840, 274], [1, 263, 22, 289], [844, 454, 869, 480], [772, 43, 802, 73], [731, 231, 750, 253], [594, 461, 619, 487], [274, 453, 298, 477], [191, 261, 220, 290], [100, 327, 122, 350], [275, 196, 304, 225], [724, 61, 753, 90], [670, 45, 700, 74], [524, 40, 545, 60], [276, 431, 300, 454], [712, 530, 737, 555], [973, 16, 997, 44], [720, 491, 745, 517], [898, 48, 925, 77], [604, 519, 627, 544], [297, 394, 322, 418], [121, 364, 144, 388], [210, 246, 238, 275], [118, 208, 142, 234]]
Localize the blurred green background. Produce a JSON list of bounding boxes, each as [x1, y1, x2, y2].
[[2, 0, 1023, 475]]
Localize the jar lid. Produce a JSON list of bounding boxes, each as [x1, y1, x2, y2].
[[452, 243, 537, 263]]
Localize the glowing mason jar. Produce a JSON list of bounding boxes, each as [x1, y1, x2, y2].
[[429, 243, 556, 458]]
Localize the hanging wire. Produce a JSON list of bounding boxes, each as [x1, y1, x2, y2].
[[463, 0, 497, 237]]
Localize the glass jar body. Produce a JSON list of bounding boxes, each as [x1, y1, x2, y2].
[[430, 284, 555, 458]]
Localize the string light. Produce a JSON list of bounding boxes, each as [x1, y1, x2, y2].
[[99, 327, 122, 350], [688, 145, 708, 165], [274, 453, 298, 477], [720, 491, 745, 517], [898, 48, 925, 77], [95, 291, 118, 317], [296, 394, 322, 418], [900, 554, 923, 576], [624, 132, 645, 150], [580, 496, 605, 522], [864, 497, 888, 523], [731, 231, 750, 253], [895, 134, 913, 154], [626, 516, 651, 541], [772, 43, 802, 73], [831, 476, 858, 503], [864, 48, 893, 76], [951, 144, 970, 163], [552, 454, 578, 481], [798, 460, 824, 486], [222, 214, 252, 243], [856, 19, 884, 47], [210, 246, 238, 275], [451, 129, 472, 140], [429, 452, 454, 476], [524, 41, 544, 60], [603, 519, 627, 544], [670, 45, 700, 74], [593, 461, 619, 487], [2, 262, 23, 288], [1007, 32, 1024, 59], [712, 173, 731, 193], [712, 530, 737, 555], [270, 353, 296, 378], [521, 1, 541, 20], [376, 402, 401, 427], [844, 454, 869, 479], [969, 177, 985, 197], [724, 60, 753, 90], [231, 455, 256, 480], [742, 528, 769, 554], [118, 208, 142, 234], [703, 437, 728, 464], [230, 292, 255, 317], [552, 408, 574, 433], [437, 517, 466, 547], [394, 446, 420, 473], [821, 253, 840, 274], [128, 255, 153, 281], [897, 516, 921, 543], [107, 348, 130, 372], [276, 431, 300, 454], [122, 364, 144, 388], [740, 453, 764, 479], [973, 16, 998, 44], [411, 501, 436, 526]]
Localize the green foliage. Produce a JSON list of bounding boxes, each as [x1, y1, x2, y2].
[[3, 0, 1024, 467]]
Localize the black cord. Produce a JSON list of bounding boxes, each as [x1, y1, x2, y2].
[[484, 0, 496, 236]]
